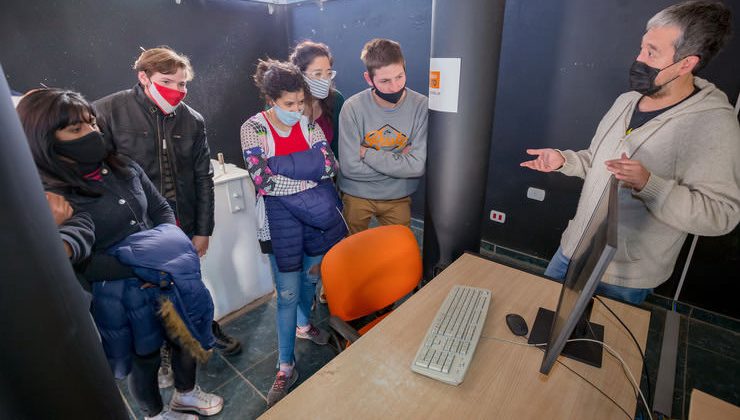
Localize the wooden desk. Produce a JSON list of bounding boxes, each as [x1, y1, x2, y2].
[[689, 389, 740, 420], [261, 253, 650, 419]]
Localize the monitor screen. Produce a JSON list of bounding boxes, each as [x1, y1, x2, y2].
[[539, 176, 618, 374]]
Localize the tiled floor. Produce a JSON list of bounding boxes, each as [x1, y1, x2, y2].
[[119, 297, 336, 420], [639, 302, 740, 419], [119, 236, 740, 420]]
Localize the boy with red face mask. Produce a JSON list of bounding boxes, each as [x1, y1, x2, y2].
[[93, 47, 241, 384]]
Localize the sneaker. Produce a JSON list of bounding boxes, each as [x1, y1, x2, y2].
[[267, 369, 299, 407], [158, 345, 174, 389], [211, 321, 242, 356], [170, 385, 223, 416], [295, 324, 329, 345], [145, 408, 198, 420]]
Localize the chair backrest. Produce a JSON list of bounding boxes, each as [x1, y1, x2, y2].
[[321, 225, 422, 321]]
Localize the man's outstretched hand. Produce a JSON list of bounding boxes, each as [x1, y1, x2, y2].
[[520, 148, 565, 172]]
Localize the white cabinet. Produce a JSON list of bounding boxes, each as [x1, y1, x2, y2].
[[201, 160, 273, 319]]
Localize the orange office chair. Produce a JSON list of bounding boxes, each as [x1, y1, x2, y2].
[[321, 225, 422, 351]]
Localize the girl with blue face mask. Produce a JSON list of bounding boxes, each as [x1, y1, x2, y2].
[[240, 59, 347, 406]]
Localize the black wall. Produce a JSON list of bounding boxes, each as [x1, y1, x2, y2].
[[0, 0, 291, 167], [289, 0, 432, 218], [2, 0, 739, 316]]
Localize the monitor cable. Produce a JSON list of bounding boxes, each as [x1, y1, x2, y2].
[[593, 295, 652, 409], [586, 316, 651, 420], [482, 335, 652, 420]]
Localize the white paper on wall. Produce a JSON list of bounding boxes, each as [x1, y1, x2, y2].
[[428, 57, 461, 113]]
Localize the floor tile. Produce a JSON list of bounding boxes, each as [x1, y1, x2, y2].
[[671, 385, 685, 419], [646, 313, 689, 419], [218, 302, 279, 373], [691, 308, 740, 334], [117, 378, 174, 419], [642, 325, 662, 402], [687, 318, 740, 362], [198, 351, 241, 392], [207, 375, 268, 420], [683, 343, 740, 413], [241, 335, 338, 402], [240, 351, 280, 402]]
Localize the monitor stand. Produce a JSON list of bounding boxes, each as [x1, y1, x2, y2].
[[528, 299, 605, 368]]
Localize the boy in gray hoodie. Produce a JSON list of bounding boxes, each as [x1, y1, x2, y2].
[[521, 0, 740, 304], [338, 38, 428, 234]]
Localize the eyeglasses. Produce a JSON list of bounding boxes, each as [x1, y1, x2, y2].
[[305, 70, 337, 81]]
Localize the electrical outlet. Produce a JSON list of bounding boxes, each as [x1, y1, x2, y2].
[[527, 187, 546, 201], [490, 210, 506, 223]]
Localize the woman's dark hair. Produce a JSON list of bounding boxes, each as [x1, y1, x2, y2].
[[253, 59, 308, 105], [289, 40, 336, 121], [16, 88, 127, 196]]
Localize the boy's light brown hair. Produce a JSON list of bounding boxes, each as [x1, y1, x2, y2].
[[133, 46, 194, 80], [360, 38, 405, 77]]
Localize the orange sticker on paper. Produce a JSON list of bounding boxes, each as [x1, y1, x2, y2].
[[430, 71, 440, 89]]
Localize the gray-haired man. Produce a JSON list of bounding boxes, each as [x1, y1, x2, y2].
[[521, 0, 740, 304]]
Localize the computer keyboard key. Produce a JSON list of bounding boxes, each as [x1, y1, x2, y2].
[[442, 355, 454, 373]]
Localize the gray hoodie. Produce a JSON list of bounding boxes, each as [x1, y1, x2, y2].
[[338, 88, 428, 200], [557, 77, 740, 289]]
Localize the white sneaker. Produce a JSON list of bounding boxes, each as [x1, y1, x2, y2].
[[170, 385, 224, 416], [145, 408, 198, 420]]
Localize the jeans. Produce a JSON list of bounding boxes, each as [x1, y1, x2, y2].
[[268, 253, 323, 365], [129, 342, 196, 416], [544, 246, 652, 305]]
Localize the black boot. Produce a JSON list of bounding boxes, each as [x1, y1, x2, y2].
[[211, 321, 242, 356]]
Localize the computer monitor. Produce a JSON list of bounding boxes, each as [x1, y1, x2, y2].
[[528, 176, 618, 374]]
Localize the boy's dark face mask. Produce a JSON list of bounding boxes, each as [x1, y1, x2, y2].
[[372, 84, 406, 104]]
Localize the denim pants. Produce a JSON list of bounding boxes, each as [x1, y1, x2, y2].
[[544, 246, 652, 305], [268, 253, 323, 365]]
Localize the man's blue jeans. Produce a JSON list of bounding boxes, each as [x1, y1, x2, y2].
[[268, 253, 323, 365], [544, 247, 652, 305]]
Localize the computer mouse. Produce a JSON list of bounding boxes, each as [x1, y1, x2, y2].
[[505, 313, 529, 337]]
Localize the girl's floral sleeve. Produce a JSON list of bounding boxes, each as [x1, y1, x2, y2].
[[240, 118, 315, 196], [307, 121, 338, 179]]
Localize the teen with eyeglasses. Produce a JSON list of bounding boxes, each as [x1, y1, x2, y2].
[[289, 41, 345, 159]]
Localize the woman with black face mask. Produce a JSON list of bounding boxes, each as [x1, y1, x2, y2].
[[17, 89, 224, 420]]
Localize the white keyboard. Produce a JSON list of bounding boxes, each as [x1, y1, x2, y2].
[[411, 285, 491, 385]]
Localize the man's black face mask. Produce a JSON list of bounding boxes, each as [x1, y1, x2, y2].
[[629, 58, 687, 96]]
